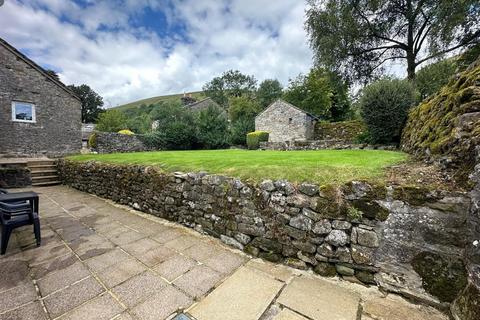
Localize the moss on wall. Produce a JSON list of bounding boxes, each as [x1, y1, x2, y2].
[[401, 58, 480, 177], [314, 120, 366, 142]]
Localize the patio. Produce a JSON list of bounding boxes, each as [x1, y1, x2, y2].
[[0, 186, 448, 320]]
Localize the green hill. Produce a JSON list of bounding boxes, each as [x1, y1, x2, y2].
[[112, 91, 206, 113]]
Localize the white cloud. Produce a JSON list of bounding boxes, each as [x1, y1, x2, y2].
[[0, 0, 313, 107]]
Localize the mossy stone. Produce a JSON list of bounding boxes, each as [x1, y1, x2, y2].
[[350, 199, 389, 221], [314, 262, 337, 277], [452, 282, 480, 320], [411, 252, 467, 303]]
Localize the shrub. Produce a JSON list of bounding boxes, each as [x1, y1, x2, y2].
[[96, 109, 128, 132], [88, 132, 97, 148], [118, 129, 134, 135], [246, 131, 269, 150], [195, 105, 229, 149], [228, 116, 255, 146], [359, 78, 416, 144]]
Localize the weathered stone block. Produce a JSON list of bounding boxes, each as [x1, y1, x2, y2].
[[289, 215, 313, 231], [325, 230, 349, 247], [353, 227, 379, 248], [312, 219, 332, 235]]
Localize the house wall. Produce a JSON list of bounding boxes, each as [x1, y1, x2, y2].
[[255, 101, 315, 142], [0, 44, 81, 157]]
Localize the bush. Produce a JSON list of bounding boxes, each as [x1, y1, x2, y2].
[[87, 132, 97, 148], [359, 78, 416, 144], [246, 131, 269, 150], [118, 129, 134, 135], [228, 116, 255, 146], [195, 105, 229, 149], [96, 109, 128, 132]]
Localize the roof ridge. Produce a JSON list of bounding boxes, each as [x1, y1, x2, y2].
[[0, 37, 80, 101], [256, 99, 320, 120]]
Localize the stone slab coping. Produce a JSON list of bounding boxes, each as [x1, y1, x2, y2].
[[0, 157, 52, 165]]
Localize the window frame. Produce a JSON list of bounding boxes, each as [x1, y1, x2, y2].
[[11, 101, 36, 123]]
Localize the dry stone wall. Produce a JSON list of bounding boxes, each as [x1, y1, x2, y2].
[[259, 140, 396, 151], [58, 160, 470, 309], [92, 132, 149, 154], [0, 165, 31, 188]]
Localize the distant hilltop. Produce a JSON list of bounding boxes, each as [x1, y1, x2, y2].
[[112, 91, 205, 112]]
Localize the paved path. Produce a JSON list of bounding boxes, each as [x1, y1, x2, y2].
[[0, 186, 448, 320]]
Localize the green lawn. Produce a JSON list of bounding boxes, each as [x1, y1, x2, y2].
[[68, 149, 408, 185]]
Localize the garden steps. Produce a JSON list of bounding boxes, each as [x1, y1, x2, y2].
[[27, 159, 60, 186]]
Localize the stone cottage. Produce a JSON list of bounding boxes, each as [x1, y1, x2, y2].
[[186, 97, 221, 113], [255, 99, 318, 142], [0, 38, 82, 157]]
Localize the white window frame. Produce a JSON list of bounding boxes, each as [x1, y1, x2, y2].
[[11, 101, 36, 123]]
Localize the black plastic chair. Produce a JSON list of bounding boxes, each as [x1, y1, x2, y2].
[[0, 192, 41, 255]]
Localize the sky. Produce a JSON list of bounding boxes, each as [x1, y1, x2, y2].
[[0, 0, 404, 107]]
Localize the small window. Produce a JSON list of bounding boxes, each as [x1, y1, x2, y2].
[[288, 118, 293, 124], [12, 101, 36, 123]]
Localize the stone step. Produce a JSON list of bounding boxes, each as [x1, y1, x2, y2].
[[31, 180, 61, 187], [32, 175, 59, 181], [27, 160, 56, 166], [30, 169, 58, 177]]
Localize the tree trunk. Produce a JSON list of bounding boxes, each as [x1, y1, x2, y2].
[[406, 54, 416, 81]]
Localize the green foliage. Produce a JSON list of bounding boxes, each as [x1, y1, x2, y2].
[[88, 133, 97, 148], [195, 105, 229, 149], [228, 96, 261, 122], [305, 0, 480, 81], [228, 116, 255, 146], [127, 113, 152, 134], [68, 84, 104, 123], [246, 131, 269, 150], [359, 78, 416, 144], [96, 109, 128, 132], [346, 206, 363, 220], [257, 79, 283, 109], [415, 59, 457, 100], [203, 70, 257, 107], [149, 102, 197, 150], [283, 68, 351, 120]]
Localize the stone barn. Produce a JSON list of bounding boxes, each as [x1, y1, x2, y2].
[[0, 38, 82, 157], [255, 99, 318, 142]]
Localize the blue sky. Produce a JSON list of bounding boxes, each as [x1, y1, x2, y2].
[[0, 0, 404, 107]]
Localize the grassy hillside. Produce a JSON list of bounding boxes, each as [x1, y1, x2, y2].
[[113, 91, 206, 112]]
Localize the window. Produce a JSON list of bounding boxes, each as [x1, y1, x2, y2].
[[12, 101, 35, 123], [288, 118, 293, 124]]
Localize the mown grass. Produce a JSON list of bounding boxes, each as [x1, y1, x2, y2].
[[68, 149, 408, 185]]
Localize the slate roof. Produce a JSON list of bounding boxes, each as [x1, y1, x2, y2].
[[256, 99, 320, 120]]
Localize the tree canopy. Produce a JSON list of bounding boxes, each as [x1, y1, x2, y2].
[[257, 79, 283, 109], [305, 0, 480, 81], [68, 84, 104, 123], [203, 70, 257, 107], [96, 109, 128, 132], [283, 68, 350, 121]]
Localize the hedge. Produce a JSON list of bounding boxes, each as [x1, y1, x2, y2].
[[246, 131, 269, 150]]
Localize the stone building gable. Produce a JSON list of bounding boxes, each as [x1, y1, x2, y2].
[[255, 100, 317, 143], [186, 97, 222, 112], [0, 38, 82, 157]]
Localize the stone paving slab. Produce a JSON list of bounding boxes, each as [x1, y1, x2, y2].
[[0, 186, 450, 320], [188, 266, 284, 320], [277, 276, 361, 320]]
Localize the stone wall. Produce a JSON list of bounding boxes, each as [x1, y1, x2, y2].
[[314, 120, 367, 142], [0, 39, 82, 157], [58, 160, 470, 309], [92, 132, 149, 154], [0, 165, 31, 188], [255, 100, 316, 142], [260, 140, 396, 151]]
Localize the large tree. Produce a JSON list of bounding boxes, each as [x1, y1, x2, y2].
[[203, 70, 257, 107], [257, 79, 283, 109], [68, 84, 104, 123], [305, 0, 480, 81]]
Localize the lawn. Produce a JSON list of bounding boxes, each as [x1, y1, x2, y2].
[[68, 149, 408, 185]]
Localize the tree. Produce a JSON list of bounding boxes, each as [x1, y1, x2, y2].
[[283, 68, 350, 120], [228, 96, 261, 123], [257, 79, 283, 109], [150, 101, 197, 150], [305, 0, 480, 81], [96, 109, 128, 132], [359, 78, 416, 143], [228, 117, 255, 146], [415, 58, 457, 100], [45, 69, 60, 81], [68, 84, 104, 123], [195, 105, 229, 149], [203, 70, 257, 107], [127, 113, 152, 134]]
